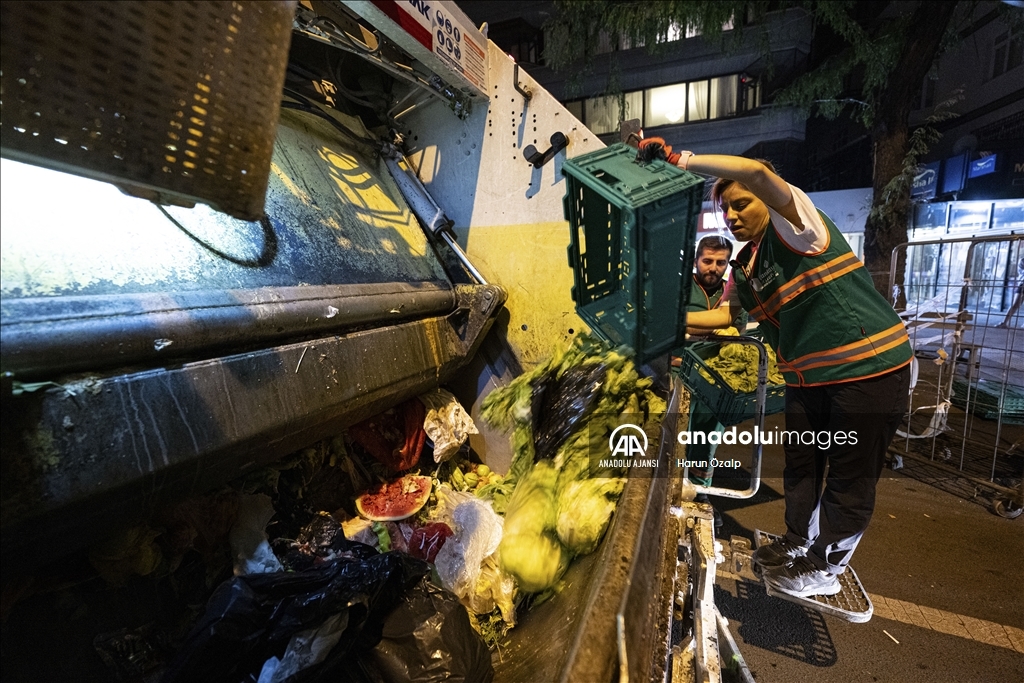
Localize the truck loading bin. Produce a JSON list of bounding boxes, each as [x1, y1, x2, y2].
[[0, 2, 719, 681]]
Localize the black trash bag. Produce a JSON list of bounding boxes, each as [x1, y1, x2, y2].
[[160, 552, 429, 683], [272, 511, 378, 570], [532, 363, 607, 460], [94, 623, 171, 681], [351, 578, 493, 683]]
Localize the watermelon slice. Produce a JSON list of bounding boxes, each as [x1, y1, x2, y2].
[[355, 475, 432, 521]]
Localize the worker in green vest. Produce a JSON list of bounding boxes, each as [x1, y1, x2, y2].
[[684, 235, 745, 528], [644, 141, 912, 599]]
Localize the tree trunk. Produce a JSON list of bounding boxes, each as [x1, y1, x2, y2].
[[862, 0, 959, 300], [864, 123, 912, 301]]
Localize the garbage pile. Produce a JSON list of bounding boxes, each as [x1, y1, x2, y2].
[[1, 337, 665, 682]]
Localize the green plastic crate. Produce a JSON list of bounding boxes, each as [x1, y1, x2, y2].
[[678, 342, 786, 426], [563, 143, 703, 363], [951, 377, 1024, 423]]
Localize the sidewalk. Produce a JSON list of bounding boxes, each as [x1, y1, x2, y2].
[[709, 408, 1024, 683]]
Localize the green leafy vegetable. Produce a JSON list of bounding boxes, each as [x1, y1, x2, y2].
[[556, 478, 626, 556], [498, 462, 570, 593], [371, 521, 391, 552], [485, 334, 662, 594], [704, 342, 785, 392]]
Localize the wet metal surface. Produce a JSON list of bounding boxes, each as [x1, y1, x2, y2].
[[2, 282, 455, 377], [1, 284, 504, 574]]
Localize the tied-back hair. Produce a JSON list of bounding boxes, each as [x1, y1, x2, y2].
[[696, 234, 734, 259], [710, 158, 779, 207]]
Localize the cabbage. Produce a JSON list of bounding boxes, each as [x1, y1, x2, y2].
[[705, 340, 785, 391], [501, 461, 559, 537], [484, 334, 666, 594], [499, 462, 569, 592], [556, 478, 626, 556], [499, 529, 570, 593]]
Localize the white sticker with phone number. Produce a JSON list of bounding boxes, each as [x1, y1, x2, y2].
[[395, 1, 486, 93]]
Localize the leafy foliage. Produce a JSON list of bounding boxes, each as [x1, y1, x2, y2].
[[869, 91, 962, 227], [546, 1, 973, 126], [545, 1, 768, 96]]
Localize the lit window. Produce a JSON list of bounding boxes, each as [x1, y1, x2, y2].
[[645, 83, 687, 127], [586, 96, 618, 134], [575, 73, 755, 132], [740, 75, 760, 112], [949, 202, 992, 231], [993, 200, 1024, 232], [621, 91, 643, 123], [688, 81, 709, 121], [584, 92, 642, 135], [658, 22, 682, 43], [709, 75, 738, 119]]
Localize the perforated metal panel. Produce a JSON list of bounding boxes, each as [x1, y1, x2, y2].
[[0, 1, 296, 220]]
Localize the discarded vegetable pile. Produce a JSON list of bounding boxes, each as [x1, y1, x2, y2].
[[700, 329, 785, 391], [480, 333, 665, 596]]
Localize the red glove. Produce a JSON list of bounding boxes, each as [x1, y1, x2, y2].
[[636, 137, 681, 165]]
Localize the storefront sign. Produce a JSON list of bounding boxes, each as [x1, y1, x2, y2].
[[912, 161, 940, 200], [941, 153, 968, 194], [968, 154, 998, 178]]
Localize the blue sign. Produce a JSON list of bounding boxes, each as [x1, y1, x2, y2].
[[968, 154, 997, 178], [941, 153, 968, 194], [912, 161, 940, 199]]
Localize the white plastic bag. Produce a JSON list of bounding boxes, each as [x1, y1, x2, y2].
[[430, 486, 515, 623], [256, 612, 348, 683], [228, 494, 283, 576]]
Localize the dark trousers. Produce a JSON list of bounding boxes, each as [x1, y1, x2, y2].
[[782, 365, 911, 574]]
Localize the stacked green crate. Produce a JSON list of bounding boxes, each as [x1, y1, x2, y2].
[[951, 377, 1024, 424], [563, 144, 703, 363]]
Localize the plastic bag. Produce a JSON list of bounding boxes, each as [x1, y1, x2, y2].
[[355, 578, 493, 683], [531, 363, 607, 460], [229, 493, 283, 575], [418, 389, 479, 462], [430, 488, 502, 600], [160, 552, 429, 683], [429, 486, 515, 624], [257, 612, 349, 683], [273, 512, 377, 571]]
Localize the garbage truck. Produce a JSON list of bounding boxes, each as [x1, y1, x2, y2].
[[1, 2, 869, 681]]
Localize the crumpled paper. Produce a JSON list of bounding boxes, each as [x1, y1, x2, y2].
[[418, 389, 478, 462]]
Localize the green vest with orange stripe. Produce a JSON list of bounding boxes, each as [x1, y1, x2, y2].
[[688, 274, 725, 312], [732, 211, 912, 386]]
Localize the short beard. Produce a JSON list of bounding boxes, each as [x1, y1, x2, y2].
[[699, 272, 723, 290]]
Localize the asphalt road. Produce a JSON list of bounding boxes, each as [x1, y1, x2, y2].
[[708, 413, 1024, 683]]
